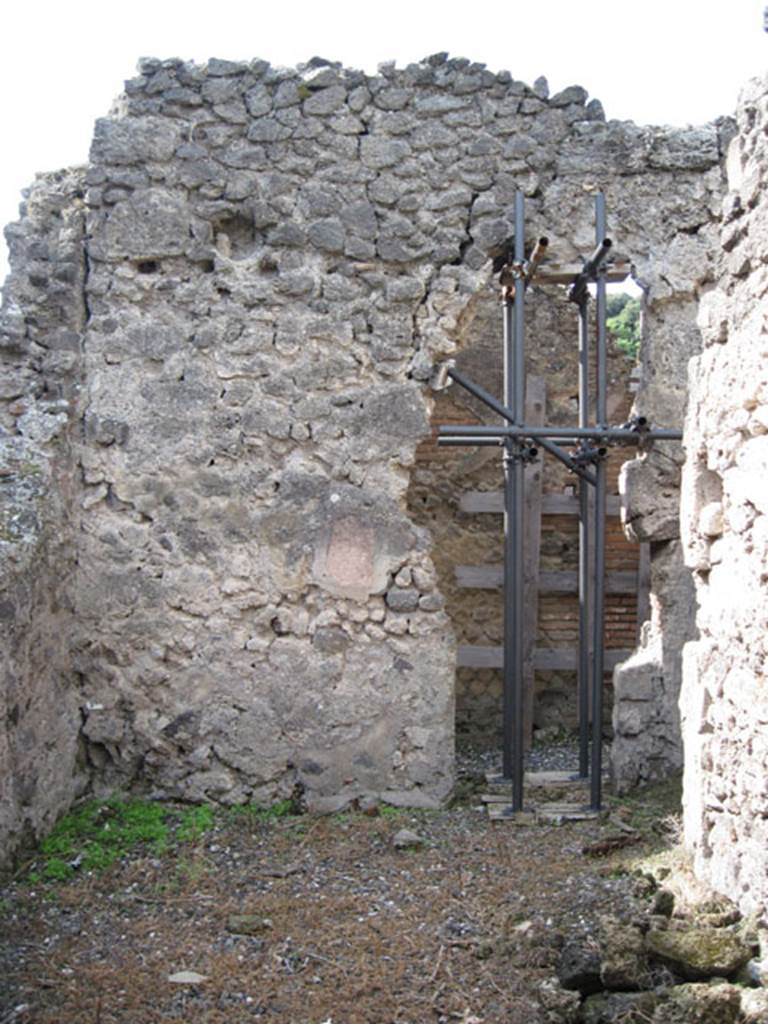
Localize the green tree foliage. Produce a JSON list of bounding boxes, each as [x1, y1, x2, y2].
[[606, 292, 641, 361]]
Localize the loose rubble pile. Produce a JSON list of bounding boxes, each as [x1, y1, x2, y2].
[[554, 889, 767, 1023]]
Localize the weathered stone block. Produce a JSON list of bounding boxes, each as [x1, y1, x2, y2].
[[646, 927, 751, 981], [653, 982, 742, 1024], [303, 85, 347, 115], [92, 189, 192, 260], [90, 116, 181, 164]]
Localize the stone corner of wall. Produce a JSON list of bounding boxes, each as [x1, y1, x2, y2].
[[680, 71, 768, 918]]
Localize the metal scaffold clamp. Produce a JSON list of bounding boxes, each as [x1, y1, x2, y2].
[[496, 236, 550, 300], [503, 439, 538, 466], [568, 238, 613, 306], [570, 441, 606, 469]]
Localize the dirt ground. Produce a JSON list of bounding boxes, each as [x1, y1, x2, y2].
[[0, 760, 676, 1024]]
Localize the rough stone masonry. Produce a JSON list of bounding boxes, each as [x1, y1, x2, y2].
[[0, 52, 730, 868], [681, 71, 768, 918]]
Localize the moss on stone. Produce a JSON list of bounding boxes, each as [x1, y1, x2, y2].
[[646, 927, 751, 980]]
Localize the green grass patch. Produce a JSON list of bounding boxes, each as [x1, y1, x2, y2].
[[225, 797, 297, 822], [28, 797, 217, 884], [378, 803, 404, 817], [608, 774, 683, 829], [606, 773, 684, 861], [177, 804, 214, 842]]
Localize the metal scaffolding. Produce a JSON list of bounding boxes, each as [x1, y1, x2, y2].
[[437, 192, 682, 815]]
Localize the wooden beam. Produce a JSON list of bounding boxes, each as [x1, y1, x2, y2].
[[455, 565, 638, 594], [534, 648, 631, 671], [522, 376, 545, 749], [533, 261, 631, 286], [457, 645, 632, 671], [460, 491, 622, 516], [454, 564, 504, 588]]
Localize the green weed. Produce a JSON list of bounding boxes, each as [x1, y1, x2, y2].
[[28, 797, 217, 884], [378, 804, 404, 817], [226, 798, 297, 822], [177, 804, 214, 842], [172, 853, 209, 889]]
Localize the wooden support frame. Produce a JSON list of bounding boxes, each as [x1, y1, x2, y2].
[[521, 377, 545, 748]]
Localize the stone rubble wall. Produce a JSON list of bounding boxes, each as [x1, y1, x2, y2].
[[610, 128, 736, 791], [681, 72, 768, 917], [0, 170, 89, 866], [0, 53, 732, 862]]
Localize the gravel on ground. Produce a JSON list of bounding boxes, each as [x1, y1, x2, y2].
[[0, 743, 677, 1024]]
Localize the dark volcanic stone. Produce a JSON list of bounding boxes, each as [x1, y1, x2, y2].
[[557, 936, 603, 994]]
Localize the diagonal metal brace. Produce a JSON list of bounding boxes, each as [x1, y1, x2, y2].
[[445, 365, 597, 484]]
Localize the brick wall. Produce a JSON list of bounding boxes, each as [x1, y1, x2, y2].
[[411, 372, 641, 746]]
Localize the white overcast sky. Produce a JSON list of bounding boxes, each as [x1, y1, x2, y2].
[[1, 1, 766, 283]]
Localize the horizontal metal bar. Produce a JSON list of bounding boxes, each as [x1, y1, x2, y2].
[[439, 424, 682, 442], [437, 437, 502, 447]]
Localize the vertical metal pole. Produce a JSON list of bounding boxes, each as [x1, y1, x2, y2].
[[514, 192, 526, 423], [591, 192, 608, 811], [512, 191, 525, 811], [502, 300, 515, 784], [501, 192, 526, 811], [502, 443, 525, 811], [512, 450, 524, 810], [595, 194, 608, 429], [577, 298, 590, 779]]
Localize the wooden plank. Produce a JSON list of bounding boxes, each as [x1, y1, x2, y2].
[[454, 564, 504, 588], [455, 565, 637, 594], [487, 770, 593, 786], [457, 644, 503, 669], [460, 491, 622, 516], [535, 803, 607, 822], [533, 261, 631, 285], [586, 482, 596, 718], [459, 491, 506, 514], [527, 770, 590, 786], [534, 648, 631, 672], [486, 802, 608, 823], [522, 376, 545, 749], [457, 645, 632, 671], [543, 493, 586, 515], [487, 806, 537, 824], [486, 770, 607, 788]]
